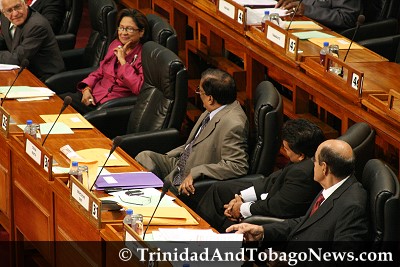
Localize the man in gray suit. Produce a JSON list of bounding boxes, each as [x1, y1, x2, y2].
[[227, 140, 369, 253], [136, 68, 249, 198], [0, 0, 64, 81], [276, 0, 362, 31]]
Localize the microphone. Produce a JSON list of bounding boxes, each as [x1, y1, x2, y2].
[[41, 96, 72, 146], [1, 59, 29, 106], [286, 0, 304, 31], [142, 180, 172, 240], [89, 136, 123, 191], [343, 15, 365, 62]]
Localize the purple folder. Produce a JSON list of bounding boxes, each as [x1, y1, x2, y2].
[[95, 172, 163, 189]]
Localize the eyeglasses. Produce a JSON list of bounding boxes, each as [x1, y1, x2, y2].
[[2, 3, 23, 15], [195, 86, 205, 95], [117, 26, 140, 33], [118, 195, 151, 206]]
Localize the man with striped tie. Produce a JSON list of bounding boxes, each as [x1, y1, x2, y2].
[[136, 68, 249, 201]]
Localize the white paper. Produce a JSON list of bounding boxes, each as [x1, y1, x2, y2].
[[246, 7, 289, 24], [234, 0, 277, 6], [0, 63, 20, 71]]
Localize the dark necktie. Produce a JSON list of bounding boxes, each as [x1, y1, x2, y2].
[[309, 193, 325, 217], [173, 113, 210, 185], [9, 25, 16, 39]]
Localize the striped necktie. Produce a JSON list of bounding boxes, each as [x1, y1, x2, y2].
[[309, 193, 325, 217], [173, 113, 210, 185], [9, 24, 16, 39]]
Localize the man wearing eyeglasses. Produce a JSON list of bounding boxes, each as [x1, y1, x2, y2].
[[0, 0, 64, 81], [136, 68, 249, 207]]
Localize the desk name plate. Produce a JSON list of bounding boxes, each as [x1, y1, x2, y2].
[[325, 54, 364, 103], [24, 133, 53, 180], [217, 0, 247, 34], [0, 106, 10, 138], [124, 223, 160, 267], [265, 21, 299, 61], [70, 176, 102, 229]]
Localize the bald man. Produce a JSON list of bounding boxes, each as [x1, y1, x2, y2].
[[227, 140, 370, 248]]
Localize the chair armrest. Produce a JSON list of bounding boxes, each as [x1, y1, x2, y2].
[[95, 95, 138, 110], [61, 48, 86, 70], [56, 33, 77, 51], [119, 128, 182, 158], [84, 105, 134, 139], [242, 215, 285, 225], [340, 18, 398, 41], [45, 67, 96, 95]]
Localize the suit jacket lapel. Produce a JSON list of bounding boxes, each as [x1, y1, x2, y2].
[[290, 176, 357, 236]]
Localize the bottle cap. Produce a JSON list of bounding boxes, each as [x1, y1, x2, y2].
[[323, 42, 329, 47], [126, 209, 133, 215], [72, 161, 78, 167], [26, 120, 32, 125], [264, 10, 270, 15]]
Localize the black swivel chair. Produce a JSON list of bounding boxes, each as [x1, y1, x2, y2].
[[340, 0, 399, 42], [243, 122, 376, 225], [359, 34, 400, 62], [55, 0, 84, 50], [146, 14, 178, 55], [85, 41, 187, 154], [45, 0, 117, 95], [361, 159, 400, 255], [180, 81, 284, 209]]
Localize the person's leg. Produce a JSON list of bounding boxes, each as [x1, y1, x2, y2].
[[196, 179, 253, 232], [135, 150, 177, 179]]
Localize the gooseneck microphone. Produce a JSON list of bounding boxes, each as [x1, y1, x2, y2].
[[1, 59, 29, 106], [286, 0, 304, 31], [41, 96, 72, 146], [89, 136, 123, 191], [343, 15, 365, 62], [143, 180, 172, 240]]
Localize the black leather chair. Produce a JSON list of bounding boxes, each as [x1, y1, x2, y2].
[[45, 0, 117, 95], [55, 0, 84, 50], [361, 159, 400, 252], [243, 122, 375, 225], [146, 14, 178, 55], [84, 41, 187, 155], [340, 0, 399, 42], [183, 81, 283, 208], [337, 122, 375, 181], [359, 34, 400, 62]]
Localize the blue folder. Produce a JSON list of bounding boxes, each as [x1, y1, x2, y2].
[[95, 172, 163, 189]]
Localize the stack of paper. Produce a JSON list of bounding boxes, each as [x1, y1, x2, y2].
[[0, 86, 55, 99], [95, 172, 163, 189], [246, 7, 289, 25]]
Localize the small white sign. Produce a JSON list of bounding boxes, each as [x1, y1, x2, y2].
[[2, 114, 7, 131], [91, 202, 99, 220], [267, 26, 286, 48], [43, 155, 50, 172], [25, 139, 42, 165], [237, 9, 244, 24], [288, 38, 296, 54], [219, 0, 235, 19], [351, 73, 360, 90], [71, 183, 89, 211]]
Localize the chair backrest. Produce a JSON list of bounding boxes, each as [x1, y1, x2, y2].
[[127, 41, 187, 134], [83, 0, 117, 68], [359, 34, 400, 62], [58, 0, 83, 35], [146, 14, 178, 55], [337, 122, 376, 180], [364, 0, 399, 22], [248, 81, 283, 176], [362, 159, 400, 245]]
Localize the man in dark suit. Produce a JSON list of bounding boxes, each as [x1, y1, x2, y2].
[[197, 119, 324, 232], [0, 0, 65, 81], [276, 0, 361, 31], [28, 0, 66, 34], [227, 140, 370, 253], [136, 68, 249, 198]]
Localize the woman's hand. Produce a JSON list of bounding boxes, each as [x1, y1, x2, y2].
[[114, 41, 133, 65], [81, 87, 95, 106]]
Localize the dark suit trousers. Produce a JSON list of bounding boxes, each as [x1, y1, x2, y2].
[[197, 179, 254, 232]]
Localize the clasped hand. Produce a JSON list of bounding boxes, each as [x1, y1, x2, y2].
[[114, 41, 133, 65], [224, 194, 244, 221]]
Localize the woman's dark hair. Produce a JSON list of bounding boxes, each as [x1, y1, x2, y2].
[[116, 9, 150, 44], [282, 119, 326, 158], [200, 68, 237, 105]]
